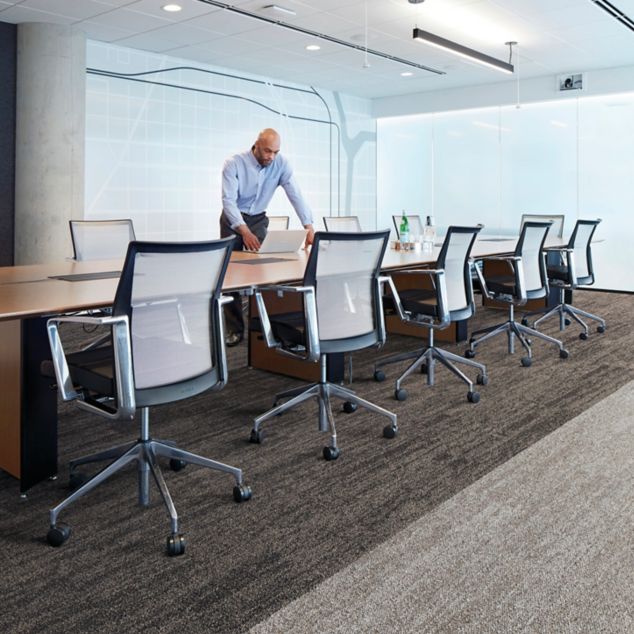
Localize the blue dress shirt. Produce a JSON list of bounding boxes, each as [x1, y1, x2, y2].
[[221, 149, 313, 229]]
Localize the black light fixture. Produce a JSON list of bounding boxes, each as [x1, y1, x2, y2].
[[413, 27, 514, 74]]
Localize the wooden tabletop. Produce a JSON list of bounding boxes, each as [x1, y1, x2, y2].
[[0, 236, 530, 322]]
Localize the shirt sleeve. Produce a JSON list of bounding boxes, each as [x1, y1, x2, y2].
[[279, 160, 313, 227], [221, 158, 245, 229]]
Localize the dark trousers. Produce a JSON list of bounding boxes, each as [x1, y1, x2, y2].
[[220, 212, 269, 336]]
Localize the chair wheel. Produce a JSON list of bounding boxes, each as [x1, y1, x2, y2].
[[465, 349, 476, 359], [166, 533, 185, 557], [476, 374, 489, 386], [521, 318, 529, 326], [323, 446, 341, 461], [394, 388, 408, 401], [467, 391, 480, 403], [68, 472, 88, 491], [343, 401, 358, 414], [249, 428, 264, 444], [233, 484, 252, 503], [47, 524, 71, 548], [560, 349, 569, 359], [169, 458, 187, 472], [383, 424, 397, 439], [597, 325, 606, 333], [521, 357, 532, 367], [564, 318, 571, 326], [579, 332, 588, 341], [373, 369, 385, 382], [420, 363, 428, 375]]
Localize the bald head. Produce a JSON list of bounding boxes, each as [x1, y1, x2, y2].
[[253, 128, 281, 167]]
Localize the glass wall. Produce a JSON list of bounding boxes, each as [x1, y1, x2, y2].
[[377, 93, 634, 291]]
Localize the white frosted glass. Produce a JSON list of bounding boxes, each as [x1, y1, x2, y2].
[[500, 101, 577, 236], [433, 108, 499, 233], [578, 94, 634, 291], [377, 117, 432, 239]]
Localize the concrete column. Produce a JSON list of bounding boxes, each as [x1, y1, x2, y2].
[[14, 23, 85, 264]]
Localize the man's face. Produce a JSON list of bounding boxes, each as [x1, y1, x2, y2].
[[253, 135, 280, 167]]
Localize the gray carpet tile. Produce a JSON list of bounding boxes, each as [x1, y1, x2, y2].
[[251, 379, 634, 634], [0, 291, 632, 633]]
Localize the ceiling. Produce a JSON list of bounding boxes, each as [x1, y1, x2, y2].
[[1, 0, 634, 98]]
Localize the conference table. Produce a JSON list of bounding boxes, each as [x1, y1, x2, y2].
[[0, 235, 533, 495]]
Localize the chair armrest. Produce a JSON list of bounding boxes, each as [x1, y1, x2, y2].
[[46, 314, 136, 420], [254, 285, 320, 363], [381, 270, 450, 329], [472, 256, 527, 304]]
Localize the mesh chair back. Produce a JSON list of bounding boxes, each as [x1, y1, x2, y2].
[[520, 214, 564, 238], [113, 239, 233, 391], [516, 222, 551, 293], [267, 216, 290, 230], [392, 215, 424, 240], [323, 216, 362, 232], [70, 219, 136, 261], [436, 226, 482, 316], [304, 231, 389, 344], [568, 219, 600, 284]]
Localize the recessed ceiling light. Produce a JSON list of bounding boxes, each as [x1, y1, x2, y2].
[[263, 4, 297, 16], [305, 44, 321, 51], [401, 71, 414, 77], [161, 4, 182, 12]]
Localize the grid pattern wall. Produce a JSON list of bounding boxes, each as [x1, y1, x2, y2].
[[85, 41, 376, 242]]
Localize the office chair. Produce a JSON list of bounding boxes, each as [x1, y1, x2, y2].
[[323, 216, 362, 232], [466, 221, 569, 367], [374, 226, 487, 403], [520, 214, 565, 239], [250, 230, 398, 460], [392, 214, 424, 240], [524, 219, 606, 339], [70, 219, 136, 261], [267, 215, 290, 230], [45, 238, 251, 556]]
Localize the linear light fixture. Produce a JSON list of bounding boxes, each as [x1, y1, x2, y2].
[[413, 27, 513, 74], [589, 0, 634, 33], [196, 0, 444, 75]]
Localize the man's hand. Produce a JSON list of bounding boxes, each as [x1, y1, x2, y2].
[[304, 224, 315, 247], [237, 224, 261, 251]]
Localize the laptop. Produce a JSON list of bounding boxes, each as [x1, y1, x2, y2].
[[254, 229, 306, 254]]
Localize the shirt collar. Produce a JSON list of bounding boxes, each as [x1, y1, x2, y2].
[[248, 148, 264, 171]]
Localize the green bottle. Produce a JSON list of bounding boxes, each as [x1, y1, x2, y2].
[[399, 211, 410, 247]]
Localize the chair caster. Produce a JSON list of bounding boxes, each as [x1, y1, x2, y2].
[[560, 349, 569, 359], [476, 374, 489, 386], [521, 317, 529, 326], [323, 446, 341, 461], [68, 472, 88, 491], [233, 483, 252, 503], [579, 332, 588, 341], [373, 369, 385, 382], [383, 424, 397, 439], [169, 458, 187, 472], [249, 428, 264, 444], [521, 357, 532, 367], [564, 318, 571, 326], [465, 349, 476, 359], [47, 524, 71, 548], [597, 325, 606, 333], [343, 401, 358, 414], [166, 533, 186, 557], [467, 391, 480, 404], [394, 388, 408, 402]]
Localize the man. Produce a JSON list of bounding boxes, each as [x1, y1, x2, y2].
[[220, 128, 315, 345]]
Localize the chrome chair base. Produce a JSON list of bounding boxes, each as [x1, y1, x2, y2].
[[251, 357, 398, 459], [531, 301, 606, 339], [374, 332, 487, 403], [48, 409, 249, 554], [468, 305, 569, 365]]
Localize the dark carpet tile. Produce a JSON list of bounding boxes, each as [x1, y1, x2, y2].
[[0, 291, 632, 633]]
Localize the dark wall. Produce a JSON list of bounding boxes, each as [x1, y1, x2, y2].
[[0, 21, 16, 266]]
